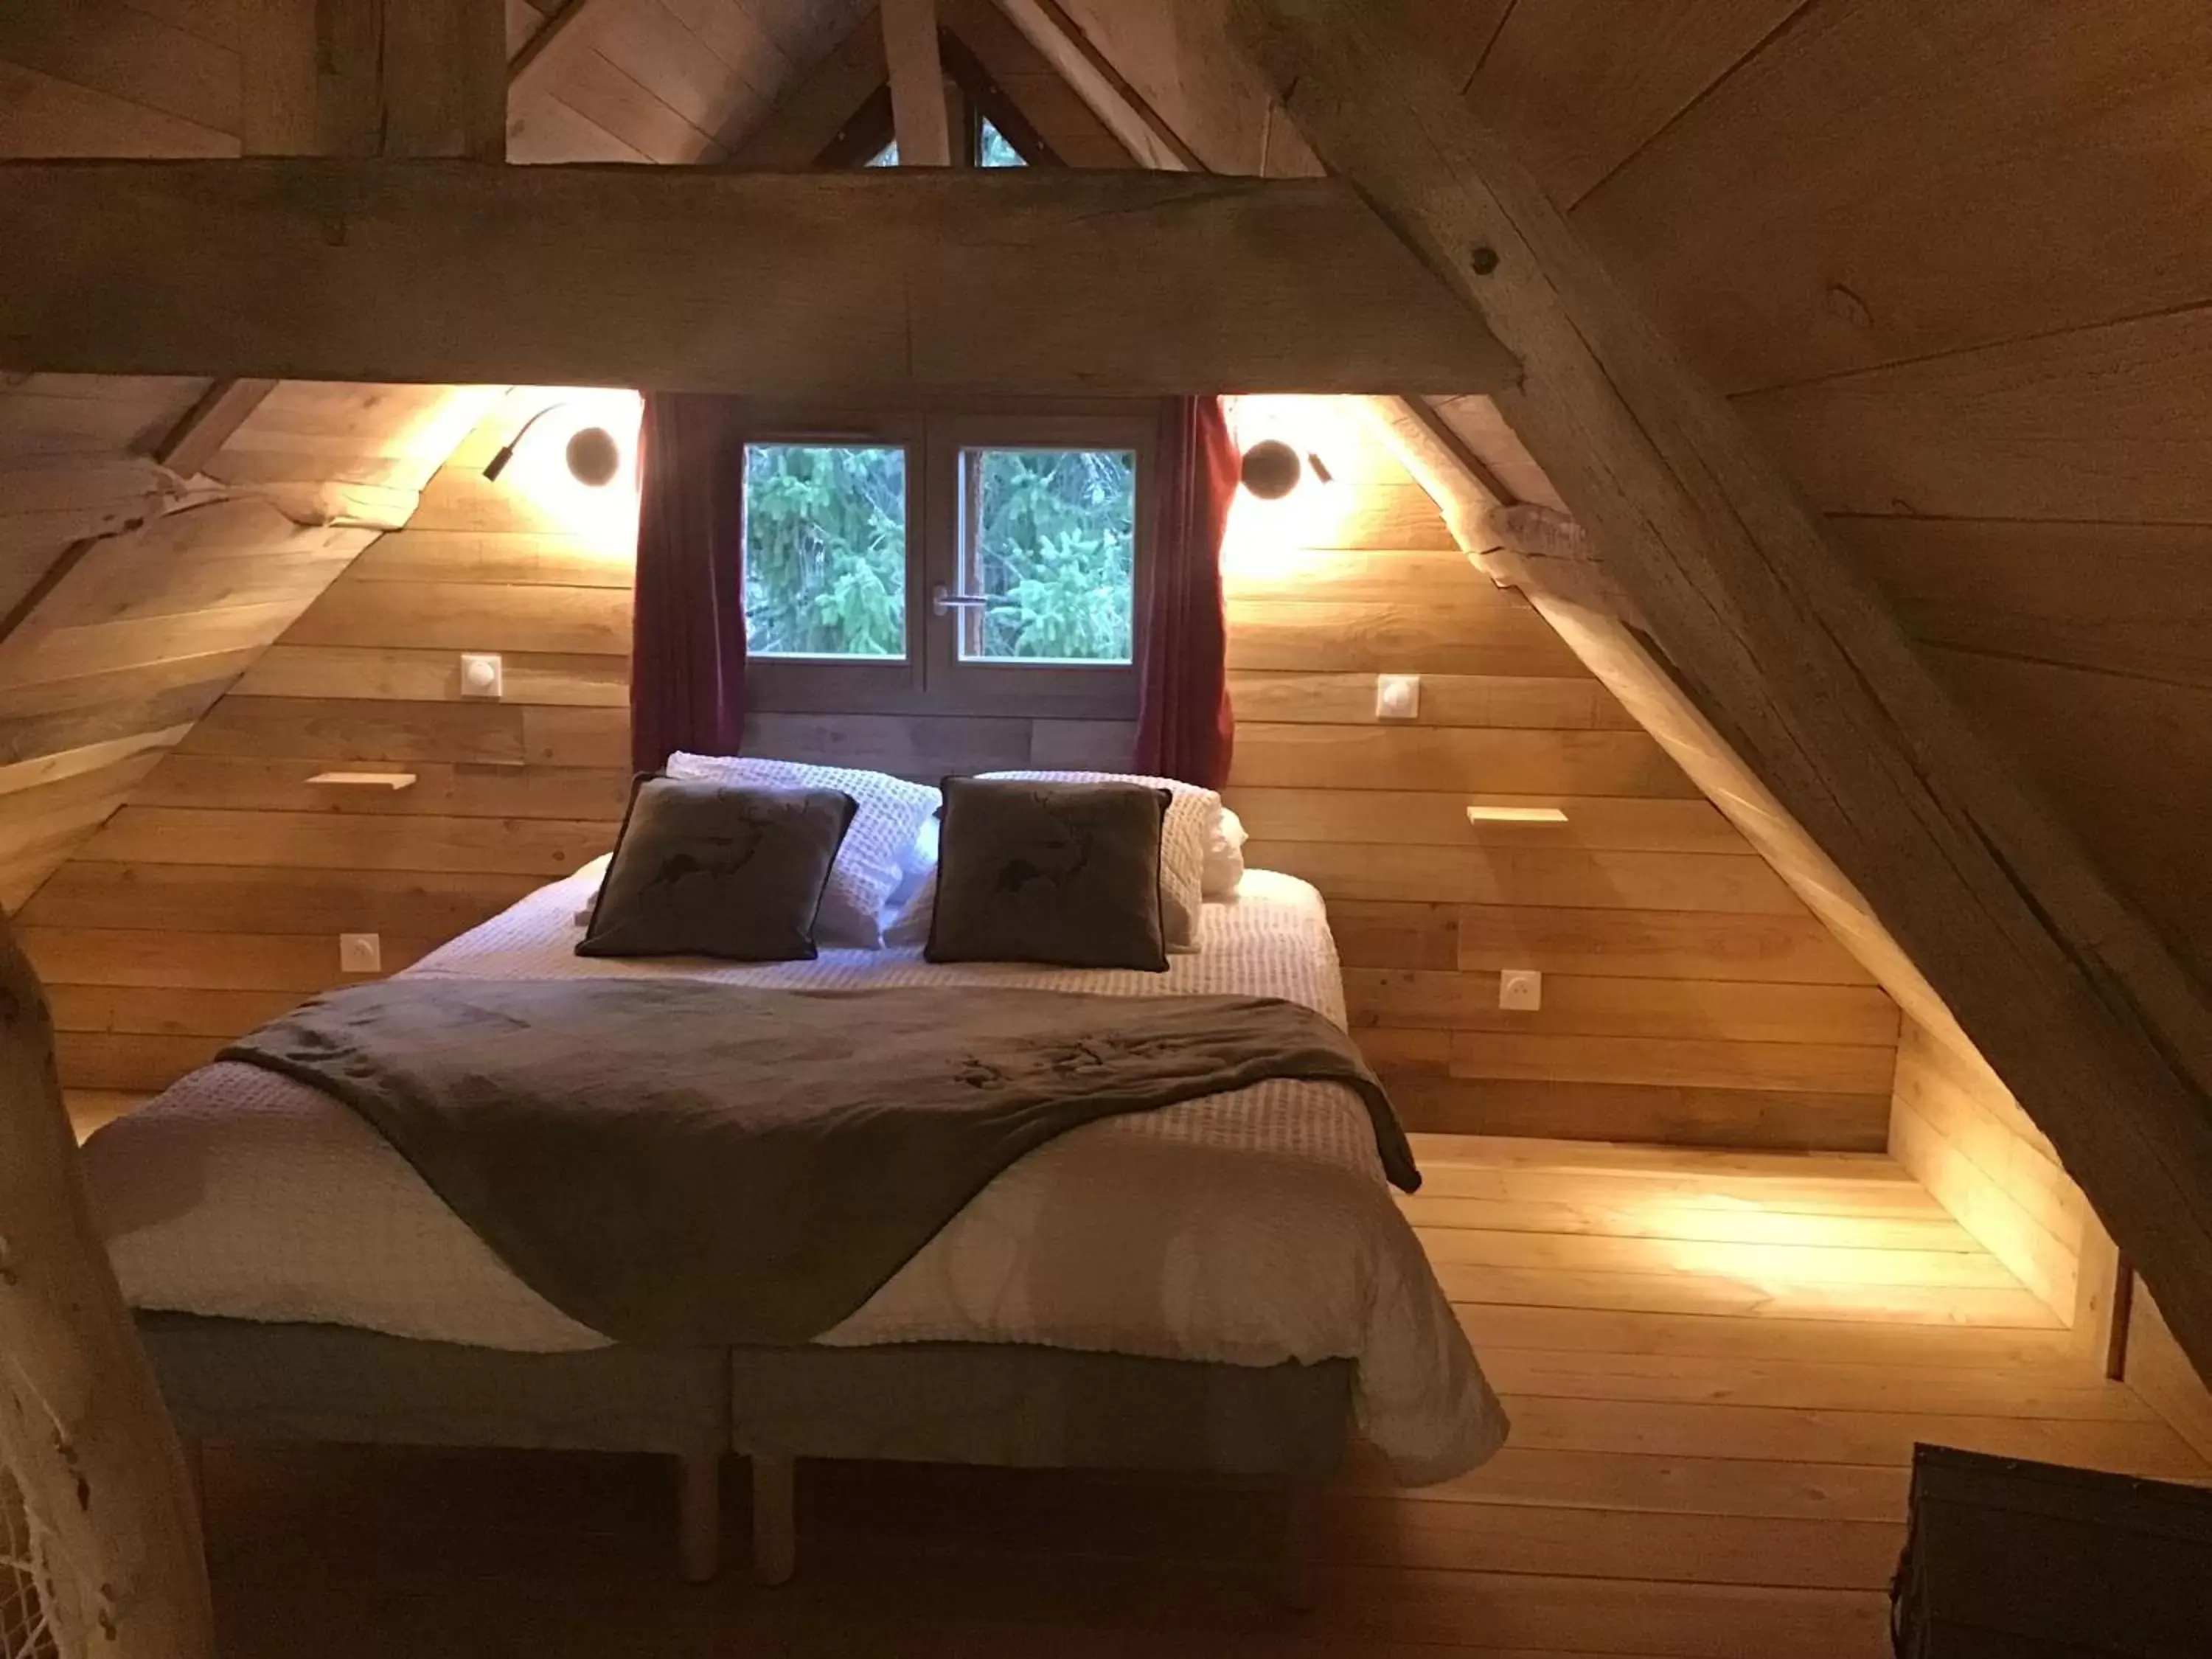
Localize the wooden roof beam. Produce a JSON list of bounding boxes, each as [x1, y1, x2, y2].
[[883, 0, 955, 164], [1233, 0, 2212, 1378], [243, 0, 507, 161], [0, 161, 1517, 397]]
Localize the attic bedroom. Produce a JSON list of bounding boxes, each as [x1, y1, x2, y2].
[[4, 3, 2211, 1657]]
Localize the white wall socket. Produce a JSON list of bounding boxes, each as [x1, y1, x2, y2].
[[459, 653, 504, 699], [1375, 672, 1421, 720], [339, 933, 382, 974], [1498, 969, 1543, 1012]]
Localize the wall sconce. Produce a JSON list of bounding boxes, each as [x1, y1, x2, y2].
[[1239, 438, 1334, 501], [484, 403, 623, 487]]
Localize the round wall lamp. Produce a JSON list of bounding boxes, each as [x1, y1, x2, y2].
[[563, 425, 622, 488], [484, 402, 624, 487], [1239, 438, 1335, 501]]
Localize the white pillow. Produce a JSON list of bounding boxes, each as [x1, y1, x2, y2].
[[1206, 806, 1248, 898], [664, 753, 939, 949]]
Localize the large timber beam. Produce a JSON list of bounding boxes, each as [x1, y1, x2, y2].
[[0, 161, 1514, 398], [1234, 0, 2212, 1376]]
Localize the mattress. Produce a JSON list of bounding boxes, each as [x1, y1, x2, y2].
[[83, 866, 1506, 1483]]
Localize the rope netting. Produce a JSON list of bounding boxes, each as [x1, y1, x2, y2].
[[1, 1462, 60, 1659]]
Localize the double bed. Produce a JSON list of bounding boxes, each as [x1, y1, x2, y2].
[[83, 860, 1506, 1592]]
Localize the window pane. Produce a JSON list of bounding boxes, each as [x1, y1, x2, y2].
[[960, 448, 1135, 664], [743, 444, 908, 660], [866, 139, 899, 167], [977, 118, 1026, 167]]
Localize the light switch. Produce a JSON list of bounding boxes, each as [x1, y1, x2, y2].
[[460, 653, 504, 699], [1498, 969, 1543, 1012], [1375, 673, 1421, 720], [339, 933, 382, 974]]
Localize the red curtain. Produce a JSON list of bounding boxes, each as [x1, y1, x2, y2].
[[630, 393, 748, 774], [1134, 397, 1239, 788]]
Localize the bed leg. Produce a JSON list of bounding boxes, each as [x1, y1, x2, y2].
[[751, 1454, 796, 1587], [1278, 1481, 1318, 1613], [676, 1451, 720, 1585]]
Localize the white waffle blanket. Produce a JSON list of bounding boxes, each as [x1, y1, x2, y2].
[[84, 866, 1505, 1482]]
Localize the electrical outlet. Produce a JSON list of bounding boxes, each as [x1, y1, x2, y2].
[[1375, 673, 1421, 720], [1498, 969, 1543, 1012], [459, 653, 504, 699], [339, 933, 382, 974]]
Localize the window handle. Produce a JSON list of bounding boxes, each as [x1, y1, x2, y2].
[[931, 584, 991, 614]]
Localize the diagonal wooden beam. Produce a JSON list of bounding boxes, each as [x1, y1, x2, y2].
[[150, 377, 282, 478], [990, 0, 1201, 170], [507, 0, 621, 106], [1231, 0, 2212, 1379], [0, 161, 1518, 397], [883, 0, 955, 164]]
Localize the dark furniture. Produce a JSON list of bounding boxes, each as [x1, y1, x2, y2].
[[1893, 1443, 2212, 1658]]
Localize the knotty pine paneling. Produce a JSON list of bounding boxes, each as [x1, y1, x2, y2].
[[1440, 0, 2212, 1015], [507, 0, 877, 167], [23, 393, 1135, 1093], [1888, 1017, 2115, 1333], [27, 394, 1901, 1140], [19, 397, 645, 1091], [1218, 399, 1893, 1150]]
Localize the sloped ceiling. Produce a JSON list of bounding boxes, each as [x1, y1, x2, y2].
[[1042, 0, 2212, 992], [0, 0, 871, 909], [8, 0, 2205, 993], [1427, 0, 2212, 991]]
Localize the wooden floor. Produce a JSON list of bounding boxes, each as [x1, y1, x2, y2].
[[188, 1133, 2208, 1658]]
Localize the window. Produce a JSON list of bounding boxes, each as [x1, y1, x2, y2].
[[956, 447, 1134, 664], [742, 444, 907, 660], [740, 408, 1154, 719], [865, 138, 899, 167], [976, 116, 1026, 168]]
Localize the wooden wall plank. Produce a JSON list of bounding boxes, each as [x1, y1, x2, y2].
[[1230, 723, 1696, 797], [1888, 1017, 2103, 1322], [0, 0, 240, 135], [1457, 903, 1878, 987], [1570, 0, 2212, 393], [0, 164, 1520, 397], [1739, 306, 2212, 523], [1227, 788, 1742, 854], [0, 59, 237, 157], [1465, 0, 1805, 209], [1251, 841, 1805, 914], [21, 860, 543, 939], [26, 385, 1905, 1139], [233, 644, 627, 707], [1385, 1074, 1890, 1154], [1840, 518, 2212, 690], [1225, 671, 1632, 731], [1920, 649, 2212, 983], [1346, 970, 1900, 1046]]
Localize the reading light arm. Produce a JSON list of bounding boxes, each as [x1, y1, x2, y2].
[[481, 402, 574, 483]]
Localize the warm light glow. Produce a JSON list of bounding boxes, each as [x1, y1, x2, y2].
[[1467, 804, 1569, 825], [308, 771, 417, 790], [492, 387, 643, 557], [1220, 395, 1363, 582]]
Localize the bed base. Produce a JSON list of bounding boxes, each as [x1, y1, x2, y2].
[[136, 1314, 1350, 1604]]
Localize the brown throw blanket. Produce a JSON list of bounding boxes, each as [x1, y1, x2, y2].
[[220, 979, 1418, 1347]]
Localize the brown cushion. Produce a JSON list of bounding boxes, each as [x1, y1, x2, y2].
[[925, 778, 1169, 970], [579, 776, 856, 961]]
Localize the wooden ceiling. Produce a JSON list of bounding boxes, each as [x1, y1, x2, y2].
[[2, 0, 2206, 1004], [1058, 0, 2212, 997], [0, 0, 870, 905]]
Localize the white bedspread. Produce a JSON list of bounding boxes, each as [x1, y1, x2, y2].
[[84, 866, 1505, 1482]]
